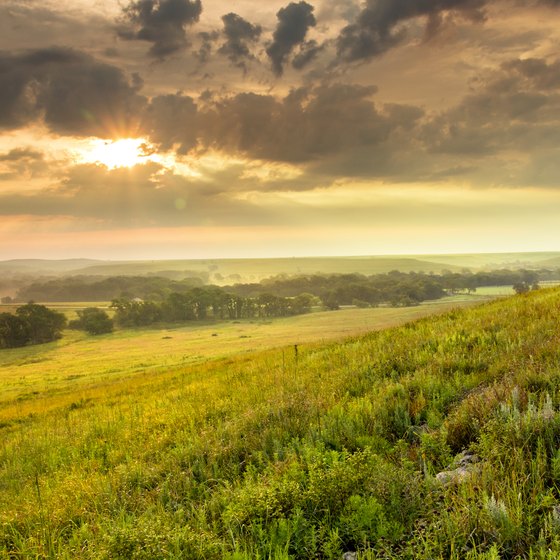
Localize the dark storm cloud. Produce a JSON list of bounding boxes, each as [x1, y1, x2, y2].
[[218, 13, 262, 70], [266, 2, 317, 76], [292, 40, 324, 69], [337, 0, 487, 62], [193, 84, 424, 164], [336, 0, 560, 63], [0, 47, 145, 137], [118, 0, 202, 58]]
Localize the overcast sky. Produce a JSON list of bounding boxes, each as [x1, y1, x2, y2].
[[1, 0, 560, 259]]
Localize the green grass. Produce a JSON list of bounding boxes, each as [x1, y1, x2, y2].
[[0, 300, 483, 419], [2, 289, 560, 558]]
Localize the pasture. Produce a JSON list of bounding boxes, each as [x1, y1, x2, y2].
[[0, 298, 487, 420]]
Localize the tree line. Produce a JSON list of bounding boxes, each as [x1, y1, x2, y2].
[[110, 287, 314, 327], [14, 275, 205, 303], [226, 269, 543, 308], [9, 268, 552, 306]]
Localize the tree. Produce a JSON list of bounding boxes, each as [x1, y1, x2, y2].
[[70, 307, 114, 335], [0, 313, 30, 348], [321, 291, 340, 310], [15, 303, 67, 344], [513, 281, 530, 294], [111, 298, 163, 327], [290, 293, 315, 314], [1, 296, 13, 304]]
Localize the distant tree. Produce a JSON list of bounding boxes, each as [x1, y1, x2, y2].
[[15, 303, 67, 344], [321, 291, 340, 310], [291, 293, 315, 314], [0, 313, 30, 348], [69, 308, 114, 335], [1, 296, 13, 304], [111, 298, 163, 327], [513, 282, 530, 294]]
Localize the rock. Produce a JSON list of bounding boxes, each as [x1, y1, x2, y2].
[[435, 450, 480, 485], [342, 553, 357, 560]]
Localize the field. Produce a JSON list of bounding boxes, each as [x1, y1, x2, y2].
[[0, 298, 486, 419], [2, 289, 560, 558]]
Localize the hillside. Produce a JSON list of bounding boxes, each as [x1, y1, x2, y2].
[[2, 289, 560, 558], [0, 259, 106, 274], [0, 256, 463, 284], [72, 256, 462, 282]]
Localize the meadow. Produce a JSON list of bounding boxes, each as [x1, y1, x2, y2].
[[0, 299, 484, 419], [2, 289, 560, 558]]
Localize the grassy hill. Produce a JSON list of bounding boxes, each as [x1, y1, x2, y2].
[[2, 289, 560, 558]]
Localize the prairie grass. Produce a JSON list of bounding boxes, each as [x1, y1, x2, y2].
[[1, 290, 560, 558]]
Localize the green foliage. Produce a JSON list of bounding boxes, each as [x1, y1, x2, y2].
[[110, 287, 314, 328], [0, 302, 67, 348], [69, 308, 114, 335], [0, 312, 30, 348]]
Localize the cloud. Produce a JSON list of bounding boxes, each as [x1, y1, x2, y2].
[[0, 148, 44, 163], [188, 84, 425, 170], [0, 148, 47, 181], [292, 40, 324, 69], [141, 93, 198, 154], [317, 0, 362, 24], [336, 0, 560, 63], [118, 0, 203, 58], [0, 161, 281, 228], [0, 47, 145, 137], [424, 56, 560, 156], [218, 13, 262, 71], [415, 55, 560, 187], [266, 1, 317, 75], [193, 30, 220, 64], [336, 0, 487, 62]]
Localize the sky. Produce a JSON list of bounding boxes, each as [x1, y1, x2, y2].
[[1, 0, 560, 260]]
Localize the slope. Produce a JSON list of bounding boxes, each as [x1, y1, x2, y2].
[[2, 289, 560, 558]]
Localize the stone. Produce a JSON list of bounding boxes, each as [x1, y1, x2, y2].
[[435, 450, 480, 485]]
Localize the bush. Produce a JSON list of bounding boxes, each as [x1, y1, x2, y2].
[[69, 307, 114, 335]]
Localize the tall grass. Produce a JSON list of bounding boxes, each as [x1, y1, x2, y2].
[[1, 289, 560, 558]]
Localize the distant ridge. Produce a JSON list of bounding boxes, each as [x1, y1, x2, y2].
[[0, 259, 107, 274], [1, 252, 559, 282]]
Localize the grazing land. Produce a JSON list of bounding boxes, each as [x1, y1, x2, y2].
[[0, 298, 485, 417], [2, 289, 560, 558]]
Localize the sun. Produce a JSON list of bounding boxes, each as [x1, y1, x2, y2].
[[81, 138, 150, 169]]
